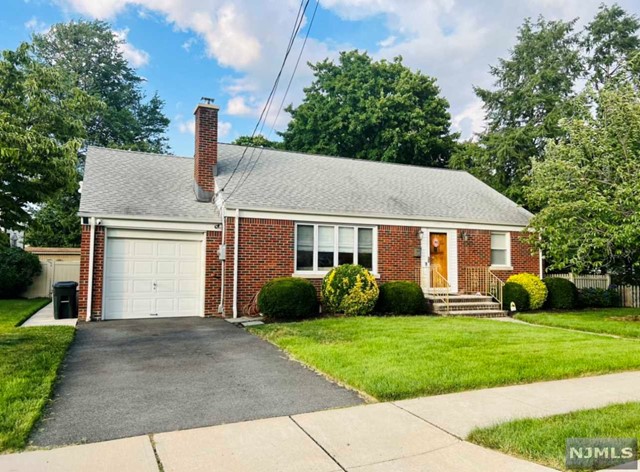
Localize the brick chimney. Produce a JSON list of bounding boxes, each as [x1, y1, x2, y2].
[[193, 102, 219, 202]]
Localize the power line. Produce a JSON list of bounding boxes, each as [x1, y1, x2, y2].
[[223, 0, 320, 204], [219, 0, 310, 195]]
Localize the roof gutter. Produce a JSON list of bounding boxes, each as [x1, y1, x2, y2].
[[224, 205, 532, 228]]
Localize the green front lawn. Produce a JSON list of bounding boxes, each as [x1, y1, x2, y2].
[[468, 402, 640, 471], [250, 317, 640, 401], [516, 308, 640, 338], [0, 299, 75, 453]]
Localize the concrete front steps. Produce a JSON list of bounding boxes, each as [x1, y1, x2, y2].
[[425, 294, 509, 318]]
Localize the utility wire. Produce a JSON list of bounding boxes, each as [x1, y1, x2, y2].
[[223, 0, 320, 204], [219, 0, 310, 195]]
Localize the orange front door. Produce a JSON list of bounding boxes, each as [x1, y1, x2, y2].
[[430, 233, 448, 288]]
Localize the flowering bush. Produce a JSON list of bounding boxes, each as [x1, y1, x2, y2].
[[506, 273, 548, 310], [322, 264, 379, 316]]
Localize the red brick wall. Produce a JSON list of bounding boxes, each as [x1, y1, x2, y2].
[[204, 230, 222, 317], [220, 220, 423, 316], [194, 104, 218, 194], [457, 229, 539, 292], [222, 217, 295, 316], [78, 224, 105, 321], [378, 225, 422, 284]]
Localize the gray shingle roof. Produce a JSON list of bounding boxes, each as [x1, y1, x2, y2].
[[216, 144, 532, 226], [79, 146, 220, 223], [79, 144, 532, 227]]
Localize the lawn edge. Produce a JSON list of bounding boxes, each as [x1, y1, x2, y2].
[[248, 327, 378, 403], [514, 314, 638, 340], [14, 298, 51, 327]]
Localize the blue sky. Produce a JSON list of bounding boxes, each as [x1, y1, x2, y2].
[[3, 0, 640, 156]]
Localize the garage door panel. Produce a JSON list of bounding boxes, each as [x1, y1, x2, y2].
[[133, 241, 155, 256], [105, 236, 203, 320], [157, 261, 177, 275], [157, 242, 177, 256], [179, 261, 198, 275]]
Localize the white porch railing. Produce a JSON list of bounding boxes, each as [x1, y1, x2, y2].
[[463, 267, 504, 308]]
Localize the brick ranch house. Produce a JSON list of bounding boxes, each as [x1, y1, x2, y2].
[[77, 101, 540, 321]]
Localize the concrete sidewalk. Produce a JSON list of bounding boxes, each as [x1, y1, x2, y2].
[[21, 302, 77, 328], [3, 371, 640, 472]]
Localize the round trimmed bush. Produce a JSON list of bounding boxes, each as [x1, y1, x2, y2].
[[322, 264, 379, 316], [502, 281, 530, 312], [376, 281, 426, 315], [506, 273, 547, 310], [578, 287, 621, 308], [0, 247, 42, 298], [257, 277, 318, 321], [543, 277, 578, 309]]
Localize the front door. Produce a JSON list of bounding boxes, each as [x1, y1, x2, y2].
[[430, 233, 448, 288]]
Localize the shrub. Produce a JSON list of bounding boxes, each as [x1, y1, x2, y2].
[[503, 282, 530, 312], [257, 277, 318, 321], [578, 287, 621, 308], [543, 277, 578, 309], [0, 247, 42, 298], [376, 281, 426, 315], [506, 273, 547, 310], [322, 264, 379, 316]]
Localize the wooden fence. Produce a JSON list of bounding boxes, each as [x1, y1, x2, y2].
[[617, 285, 640, 308], [22, 260, 80, 298], [547, 273, 640, 308]]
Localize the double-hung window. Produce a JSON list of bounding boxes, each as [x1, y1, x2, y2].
[[490, 232, 510, 267], [295, 224, 376, 273]]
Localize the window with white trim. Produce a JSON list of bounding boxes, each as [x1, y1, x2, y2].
[[490, 232, 510, 267], [295, 224, 376, 272]]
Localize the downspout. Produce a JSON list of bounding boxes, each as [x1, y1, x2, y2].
[[232, 208, 240, 318], [218, 204, 225, 314], [85, 217, 96, 322]]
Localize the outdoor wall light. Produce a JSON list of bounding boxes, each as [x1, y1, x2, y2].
[[460, 230, 471, 242]]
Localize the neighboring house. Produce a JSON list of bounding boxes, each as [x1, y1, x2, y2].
[[78, 102, 540, 321]]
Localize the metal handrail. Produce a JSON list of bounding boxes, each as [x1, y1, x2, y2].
[[427, 266, 450, 314], [463, 267, 504, 307]]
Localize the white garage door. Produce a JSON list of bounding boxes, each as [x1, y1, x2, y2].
[[104, 237, 203, 319]]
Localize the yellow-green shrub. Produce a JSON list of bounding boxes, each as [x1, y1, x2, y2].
[[506, 273, 548, 310], [322, 264, 379, 316]]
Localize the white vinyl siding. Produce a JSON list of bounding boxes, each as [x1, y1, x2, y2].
[[490, 232, 510, 267], [295, 223, 377, 274]]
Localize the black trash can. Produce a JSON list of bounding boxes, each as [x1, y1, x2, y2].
[[53, 281, 78, 319]]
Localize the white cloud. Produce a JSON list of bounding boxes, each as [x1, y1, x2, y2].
[[174, 114, 195, 134], [227, 96, 258, 117], [113, 29, 150, 67], [182, 37, 197, 52], [377, 35, 396, 48], [24, 16, 48, 33], [219, 120, 232, 139]]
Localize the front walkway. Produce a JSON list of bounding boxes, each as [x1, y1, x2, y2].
[[21, 302, 77, 327], [4, 371, 640, 471]]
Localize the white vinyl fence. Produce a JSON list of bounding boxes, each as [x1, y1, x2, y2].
[[22, 260, 80, 298], [547, 273, 611, 290], [547, 273, 640, 308]]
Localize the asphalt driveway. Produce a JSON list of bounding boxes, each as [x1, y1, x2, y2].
[[30, 317, 362, 447]]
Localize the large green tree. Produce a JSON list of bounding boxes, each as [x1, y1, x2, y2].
[[232, 135, 282, 149], [451, 17, 583, 204], [583, 4, 640, 89], [281, 50, 457, 167], [0, 44, 96, 231], [453, 6, 640, 206], [527, 82, 640, 281], [32, 20, 170, 153], [26, 20, 171, 247]]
